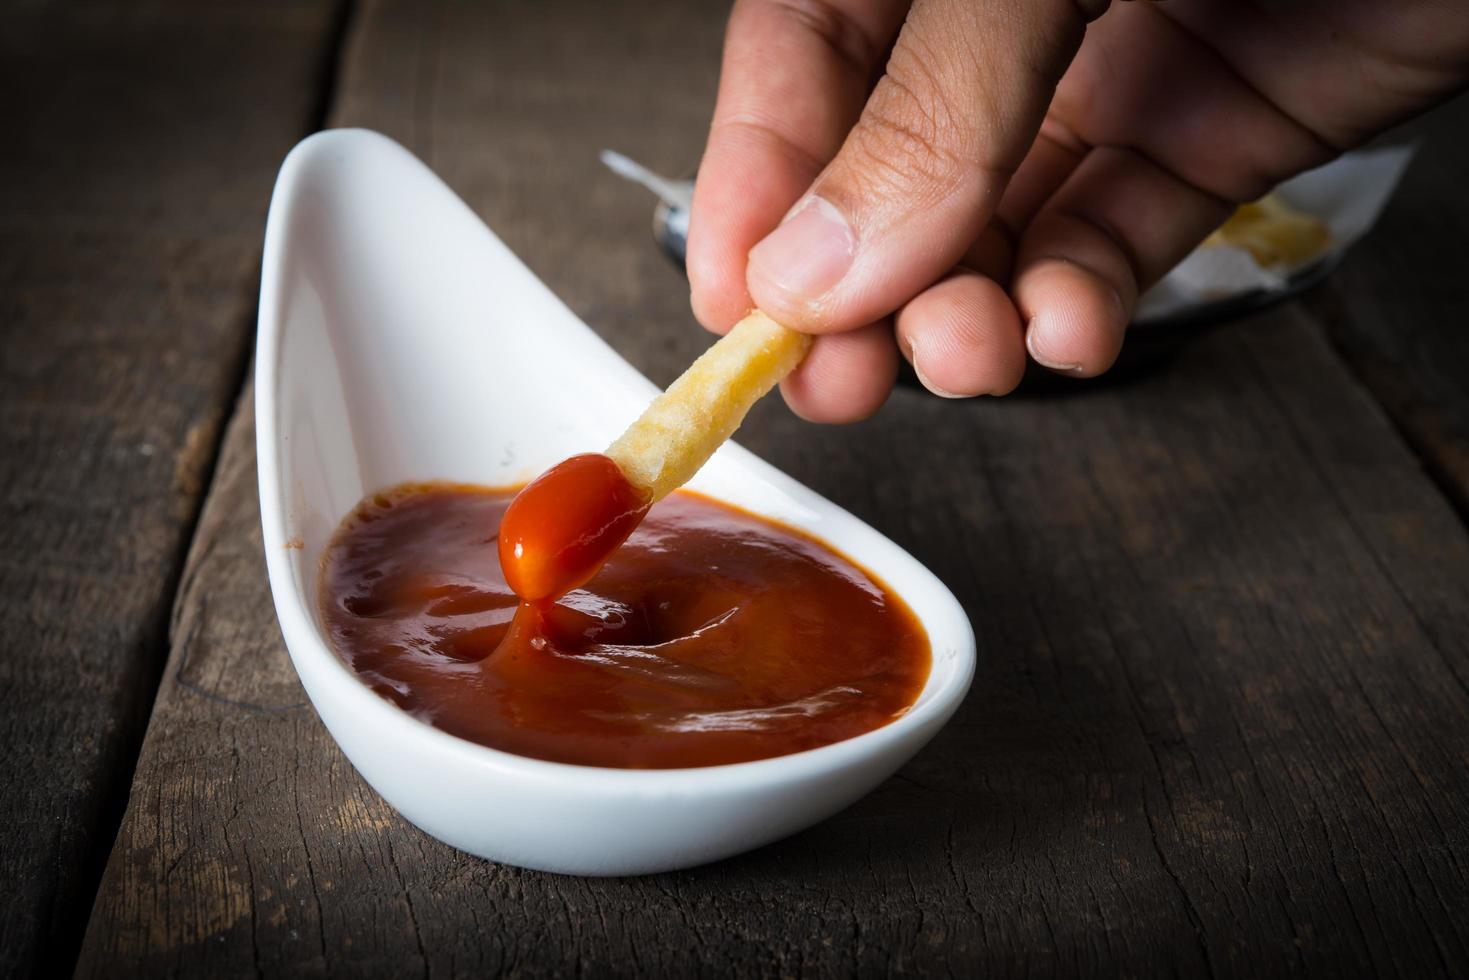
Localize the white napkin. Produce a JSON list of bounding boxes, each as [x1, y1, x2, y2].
[[1135, 144, 1415, 322]]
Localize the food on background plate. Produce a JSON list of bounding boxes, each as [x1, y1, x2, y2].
[[1203, 193, 1332, 270]]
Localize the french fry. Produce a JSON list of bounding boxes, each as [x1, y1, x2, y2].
[[1204, 194, 1332, 269], [606, 310, 811, 502]]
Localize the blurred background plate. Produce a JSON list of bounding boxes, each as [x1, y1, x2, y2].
[[622, 145, 1414, 389]]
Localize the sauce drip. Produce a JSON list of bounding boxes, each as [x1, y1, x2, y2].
[[320, 485, 930, 768], [498, 453, 649, 603]]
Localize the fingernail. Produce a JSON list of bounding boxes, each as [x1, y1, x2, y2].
[[910, 339, 968, 399], [747, 196, 855, 308], [1026, 319, 1084, 375]]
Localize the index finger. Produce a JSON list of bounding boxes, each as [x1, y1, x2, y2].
[[687, 0, 907, 334]]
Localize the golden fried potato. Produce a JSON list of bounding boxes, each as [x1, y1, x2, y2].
[[1205, 194, 1332, 269], [607, 311, 811, 502]]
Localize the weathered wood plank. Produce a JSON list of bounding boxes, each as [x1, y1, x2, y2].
[[80, 1, 1469, 975], [0, 2, 343, 976], [1307, 96, 1469, 518]]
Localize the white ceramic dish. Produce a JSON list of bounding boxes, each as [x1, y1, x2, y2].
[[256, 129, 976, 876]]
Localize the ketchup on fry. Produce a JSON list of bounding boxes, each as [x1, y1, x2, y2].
[[497, 453, 650, 603]]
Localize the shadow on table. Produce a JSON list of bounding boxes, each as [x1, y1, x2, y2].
[[649, 675, 1135, 891]]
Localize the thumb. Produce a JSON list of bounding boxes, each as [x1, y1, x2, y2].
[[746, 0, 1106, 333]]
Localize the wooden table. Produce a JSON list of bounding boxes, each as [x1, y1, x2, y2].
[[4, 1, 1468, 976]]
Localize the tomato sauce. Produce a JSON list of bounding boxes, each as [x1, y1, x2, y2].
[[498, 453, 649, 603], [319, 484, 930, 768]]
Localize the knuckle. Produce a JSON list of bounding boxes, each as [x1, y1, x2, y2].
[[845, 56, 975, 205], [710, 114, 827, 176], [1070, 0, 1111, 21], [763, 0, 880, 77]]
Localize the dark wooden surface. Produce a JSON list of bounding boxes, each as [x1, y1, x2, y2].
[[2, 0, 1465, 975], [0, 2, 343, 976], [1308, 99, 1469, 521]]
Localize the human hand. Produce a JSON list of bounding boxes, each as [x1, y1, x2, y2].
[[686, 0, 1469, 420]]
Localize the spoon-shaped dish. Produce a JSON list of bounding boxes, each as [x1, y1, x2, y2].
[[257, 129, 976, 875]]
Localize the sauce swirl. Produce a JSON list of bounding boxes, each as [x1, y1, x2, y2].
[[320, 484, 930, 768]]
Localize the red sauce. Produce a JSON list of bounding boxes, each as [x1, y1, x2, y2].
[[498, 453, 649, 602], [319, 484, 930, 768]]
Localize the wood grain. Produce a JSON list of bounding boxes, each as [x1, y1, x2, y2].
[[0, 2, 343, 976], [79, 0, 1469, 975], [1307, 96, 1469, 519]]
